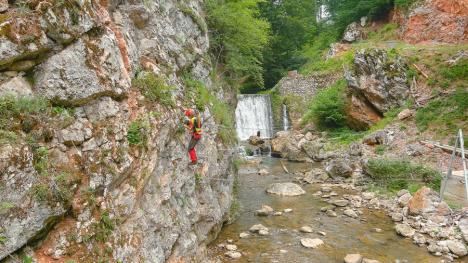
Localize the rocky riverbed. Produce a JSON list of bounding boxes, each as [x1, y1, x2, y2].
[[208, 157, 467, 262]]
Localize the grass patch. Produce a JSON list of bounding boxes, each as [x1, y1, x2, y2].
[[127, 118, 150, 148], [300, 51, 354, 76], [33, 146, 49, 176], [0, 95, 48, 130], [302, 79, 347, 130], [182, 74, 211, 112], [365, 158, 442, 192], [133, 71, 175, 107], [415, 88, 467, 133], [367, 23, 399, 42]]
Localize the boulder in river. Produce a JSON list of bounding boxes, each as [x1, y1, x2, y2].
[[249, 224, 268, 233], [299, 226, 313, 233], [395, 224, 415, 238], [331, 199, 349, 207], [225, 251, 242, 259], [446, 240, 468, 257], [343, 209, 358, 218], [344, 253, 363, 263], [266, 183, 305, 196], [256, 205, 274, 216], [325, 159, 353, 178], [300, 238, 324, 249]]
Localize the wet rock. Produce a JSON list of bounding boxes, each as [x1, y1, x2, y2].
[[325, 159, 353, 178], [266, 183, 305, 196], [300, 226, 313, 233], [344, 209, 358, 218], [225, 244, 237, 251], [372, 228, 383, 233], [326, 210, 338, 217], [284, 208, 293, 213], [395, 224, 415, 238], [344, 253, 363, 263], [249, 135, 265, 146], [258, 229, 269, 236], [321, 205, 334, 212], [258, 169, 269, 176], [249, 224, 268, 233], [318, 231, 327, 236], [331, 199, 350, 207], [321, 186, 332, 193], [446, 240, 467, 257], [412, 233, 426, 245], [427, 242, 443, 254], [256, 205, 274, 216], [225, 251, 242, 259], [300, 238, 324, 249], [279, 249, 288, 254], [391, 213, 403, 222], [362, 259, 381, 263], [239, 232, 250, 238], [398, 109, 414, 120], [273, 212, 283, 216]]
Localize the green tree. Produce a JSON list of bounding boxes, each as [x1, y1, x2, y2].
[[205, 0, 270, 88], [259, 0, 318, 89]]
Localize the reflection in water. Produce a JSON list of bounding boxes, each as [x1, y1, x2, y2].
[[210, 158, 444, 263]]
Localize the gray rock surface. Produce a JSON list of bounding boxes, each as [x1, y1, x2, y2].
[[344, 253, 363, 263], [266, 183, 306, 196], [395, 224, 416, 238], [300, 238, 324, 249]]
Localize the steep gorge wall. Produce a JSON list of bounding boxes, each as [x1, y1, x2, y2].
[[0, 0, 236, 262]]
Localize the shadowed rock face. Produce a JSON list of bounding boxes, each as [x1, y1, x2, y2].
[[344, 49, 409, 130], [0, 1, 235, 262]]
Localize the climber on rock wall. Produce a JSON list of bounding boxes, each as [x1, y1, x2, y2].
[[183, 109, 202, 165]]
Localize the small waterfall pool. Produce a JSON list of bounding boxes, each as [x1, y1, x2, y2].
[[235, 95, 275, 141]]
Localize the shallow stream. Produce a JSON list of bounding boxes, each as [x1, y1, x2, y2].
[[210, 157, 443, 263]]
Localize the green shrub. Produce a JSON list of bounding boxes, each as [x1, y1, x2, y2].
[[302, 79, 347, 130], [0, 95, 48, 130], [415, 88, 467, 132], [394, 0, 416, 9], [375, 145, 386, 155], [0, 130, 17, 145], [32, 184, 51, 201], [182, 74, 211, 112], [133, 72, 175, 107], [439, 59, 468, 81], [366, 158, 442, 192], [127, 118, 150, 147], [33, 146, 49, 176], [213, 100, 237, 145]]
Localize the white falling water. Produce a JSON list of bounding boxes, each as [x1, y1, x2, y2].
[[282, 104, 290, 131], [235, 94, 274, 141]]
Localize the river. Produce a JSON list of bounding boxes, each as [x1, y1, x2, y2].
[[209, 157, 444, 263]]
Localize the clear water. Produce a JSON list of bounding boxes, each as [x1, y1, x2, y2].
[[210, 158, 447, 263]]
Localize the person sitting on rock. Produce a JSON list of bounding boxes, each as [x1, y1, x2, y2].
[[183, 109, 202, 165]]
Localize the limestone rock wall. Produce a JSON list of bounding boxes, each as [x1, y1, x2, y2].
[[0, 0, 236, 262]]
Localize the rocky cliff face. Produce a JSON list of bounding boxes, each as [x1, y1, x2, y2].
[[0, 1, 236, 262], [395, 0, 468, 44]]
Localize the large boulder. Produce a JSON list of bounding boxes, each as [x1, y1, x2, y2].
[[345, 49, 409, 129], [343, 22, 364, 43], [266, 183, 306, 196], [325, 159, 353, 178], [407, 187, 451, 216]]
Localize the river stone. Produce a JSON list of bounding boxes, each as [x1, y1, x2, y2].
[[459, 217, 468, 242], [284, 208, 293, 213], [258, 229, 269, 236], [395, 224, 415, 238], [344, 209, 358, 218], [225, 251, 242, 259], [331, 199, 349, 207], [362, 259, 381, 263], [326, 210, 338, 217], [412, 233, 426, 245], [300, 238, 324, 249], [446, 240, 468, 257], [273, 212, 283, 216], [226, 244, 237, 251], [398, 193, 412, 207], [300, 226, 313, 233], [256, 205, 274, 216], [266, 183, 305, 196], [318, 231, 326, 236], [372, 228, 383, 233], [249, 224, 268, 233], [362, 192, 375, 200], [321, 186, 332, 193], [391, 212, 403, 222], [258, 169, 269, 175], [239, 232, 250, 238], [344, 253, 363, 263]]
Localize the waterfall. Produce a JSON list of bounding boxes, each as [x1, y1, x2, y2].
[[235, 94, 274, 141], [282, 104, 290, 131]]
